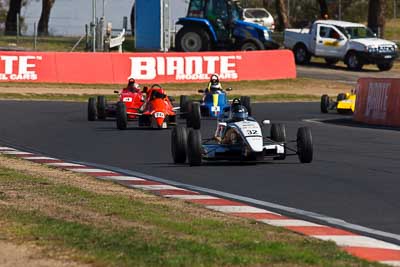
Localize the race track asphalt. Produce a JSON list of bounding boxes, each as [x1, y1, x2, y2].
[[0, 100, 399, 242]]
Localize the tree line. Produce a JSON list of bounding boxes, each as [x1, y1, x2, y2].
[[0, 0, 391, 37]]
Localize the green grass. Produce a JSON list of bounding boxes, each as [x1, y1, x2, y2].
[[0, 164, 381, 266]]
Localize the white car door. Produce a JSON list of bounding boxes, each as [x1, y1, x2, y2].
[[315, 24, 346, 58]]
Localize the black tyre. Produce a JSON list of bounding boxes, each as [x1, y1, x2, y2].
[[270, 123, 287, 142], [116, 102, 127, 130], [293, 44, 311, 64], [175, 27, 211, 52], [240, 96, 252, 116], [320, 94, 330, 113], [171, 125, 188, 164], [180, 95, 189, 119], [297, 127, 313, 163], [346, 51, 363, 71], [324, 58, 339, 65], [87, 97, 97, 121], [240, 40, 264, 51], [188, 129, 202, 166], [271, 123, 286, 160], [97, 95, 107, 120], [186, 102, 201, 130], [377, 62, 394, 71], [337, 93, 346, 102]]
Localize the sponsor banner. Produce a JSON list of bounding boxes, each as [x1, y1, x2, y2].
[[0, 50, 296, 84], [354, 78, 400, 127]]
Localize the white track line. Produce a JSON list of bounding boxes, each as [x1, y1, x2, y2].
[[47, 162, 86, 167], [67, 168, 112, 173], [127, 184, 182, 190], [259, 219, 322, 227], [98, 175, 145, 181], [314, 235, 400, 250], [0, 147, 16, 151], [165, 195, 219, 200], [23, 156, 59, 160], [206, 205, 279, 214]]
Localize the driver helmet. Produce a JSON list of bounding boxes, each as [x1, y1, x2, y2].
[[128, 78, 135, 87], [231, 105, 248, 121], [210, 74, 219, 85]]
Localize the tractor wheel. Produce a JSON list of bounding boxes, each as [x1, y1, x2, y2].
[[97, 95, 107, 120], [88, 97, 97, 121], [240, 96, 252, 116], [240, 40, 264, 51], [186, 102, 201, 130], [116, 102, 127, 130], [171, 125, 188, 164], [297, 127, 313, 163], [320, 95, 330, 113], [175, 27, 211, 52], [180, 95, 189, 119], [188, 129, 202, 166]]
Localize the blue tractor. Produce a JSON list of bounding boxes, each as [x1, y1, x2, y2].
[[175, 0, 279, 52]]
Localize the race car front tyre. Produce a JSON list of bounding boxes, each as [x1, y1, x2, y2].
[[97, 95, 107, 120], [187, 102, 201, 130], [240, 96, 252, 116], [180, 95, 189, 119], [88, 97, 97, 121], [116, 102, 127, 130], [320, 95, 330, 113], [377, 62, 393, 71], [297, 127, 313, 163], [188, 129, 202, 166], [171, 125, 188, 164]]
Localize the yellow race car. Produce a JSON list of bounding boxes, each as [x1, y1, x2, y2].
[[320, 92, 356, 114]]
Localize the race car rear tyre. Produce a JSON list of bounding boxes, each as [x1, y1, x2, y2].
[[187, 102, 201, 130], [171, 125, 187, 164], [88, 97, 97, 121], [320, 95, 330, 113], [240, 96, 252, 116], [180, 95, 189, 119], [297, 127, 313, 163], [271, 123, 287, 142], [97, 95, 107, 120], [188, 129, 202, 166], [337, 93, 346, 102], [116, 102, 127, 130]]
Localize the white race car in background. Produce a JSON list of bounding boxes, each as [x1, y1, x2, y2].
[[171, 99, 313, 166]]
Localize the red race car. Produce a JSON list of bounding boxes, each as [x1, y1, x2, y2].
[[116, 84, 201, 130], [87, 87, 145, 121]]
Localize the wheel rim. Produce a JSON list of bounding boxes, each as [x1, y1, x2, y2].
[[241, 42, 257, 51], [296, 47, 306, 62], [348, 54, 358, 68], [181, 32, 202, 52]]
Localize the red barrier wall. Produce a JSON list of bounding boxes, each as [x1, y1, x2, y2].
[[0, 50, 296, 84], [354, 78, 400, 127]]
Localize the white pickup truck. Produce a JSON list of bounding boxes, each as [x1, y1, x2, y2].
[[284, 20, 398, 71]]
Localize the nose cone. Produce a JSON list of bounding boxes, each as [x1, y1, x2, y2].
[[155, 117, 164, 127]]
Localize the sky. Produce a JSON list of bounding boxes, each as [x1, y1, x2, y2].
[[21, 0, 134, 36]]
